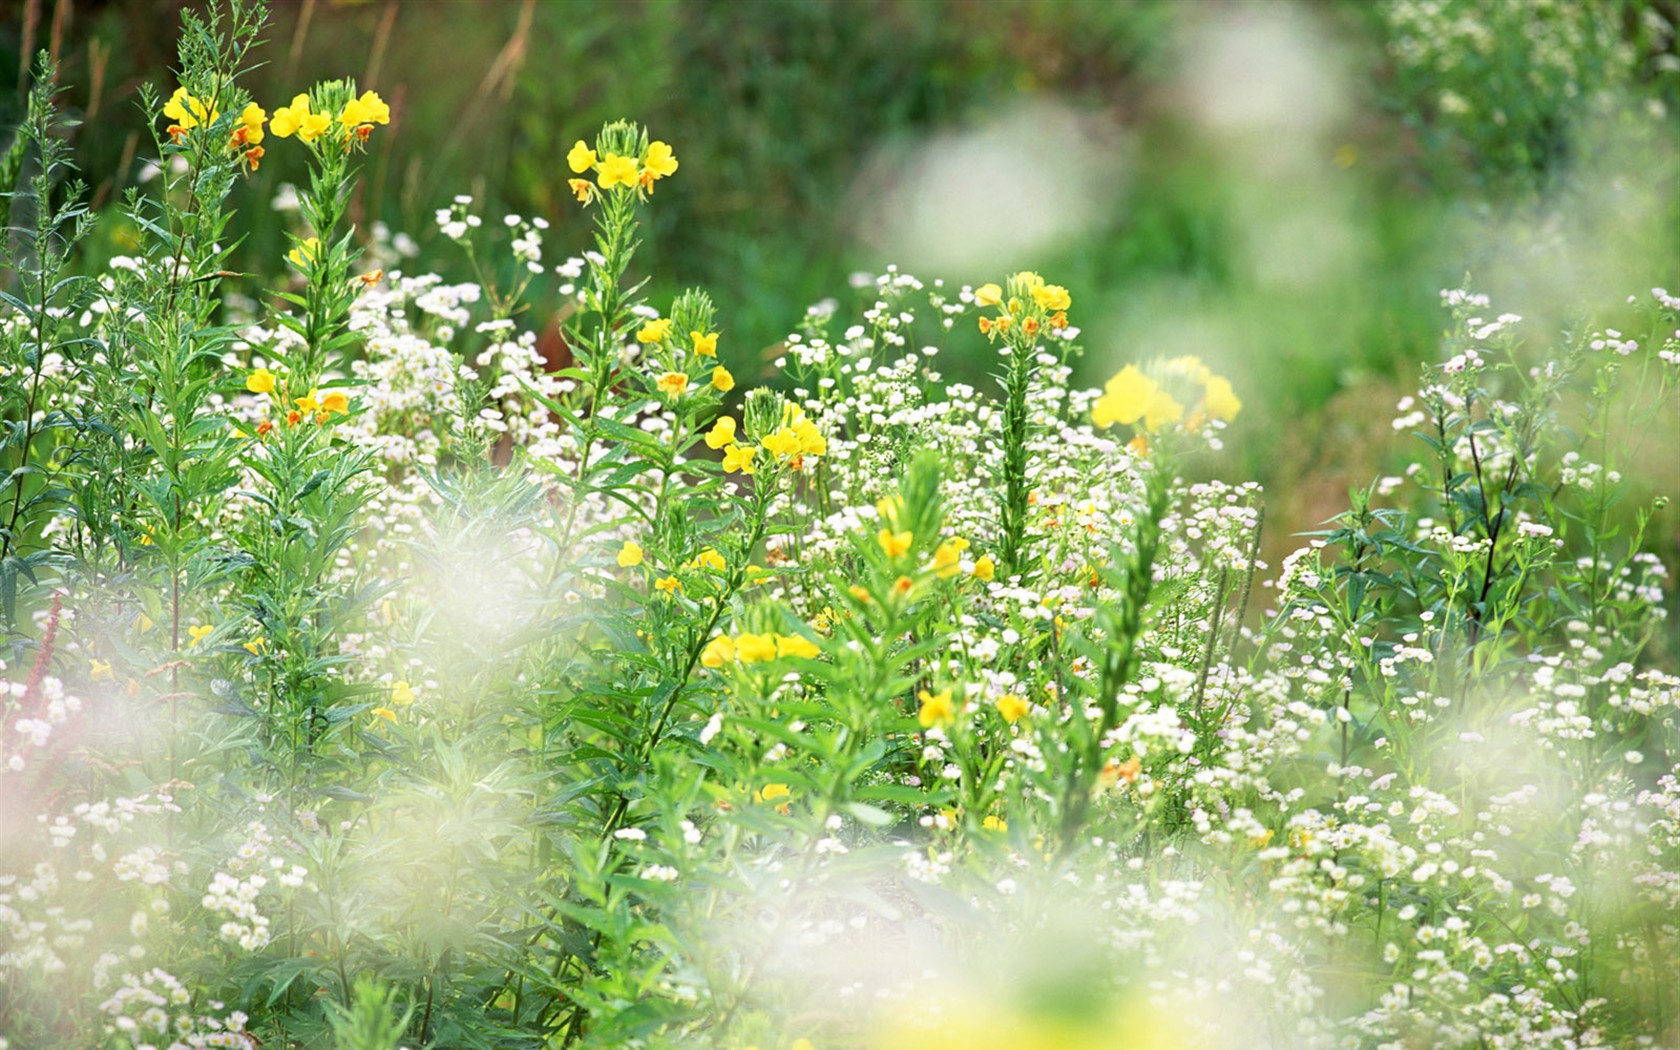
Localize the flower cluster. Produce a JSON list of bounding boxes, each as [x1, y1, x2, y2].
[[566, 125, 679, 204]]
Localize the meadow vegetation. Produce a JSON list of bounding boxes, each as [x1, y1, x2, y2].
[[4, 2, 1680, 1049]]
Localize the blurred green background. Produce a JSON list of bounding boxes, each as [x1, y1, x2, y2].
[[5, 0, 1680, 549]]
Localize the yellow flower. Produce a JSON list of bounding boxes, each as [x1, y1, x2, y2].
[[657, 372, 689, 398], [89, 658, 114, 682], [722, 443, 757, 475], [247, 367, 276, 394], [320, 389, 350, 415], [917, 688, 955, 729], [242, 636, 267, 657], [269, 93, 313, 139], [1092, 365, 1153, 429], [791, 1040, 817, 1050], [567, 178, 596, 204], [236, 102, 266, 146], [982, 814, 1008, 832], [690, 547, 726, 571], [996, 693, 1029, 723], [390, 681, 416, 705], [705, 416, 737, 450], [762, 427, 802, 458], [295, 388, 324, 413], [711, 365, 735, 392], [638, 318, 673, 343], [654, 575, 682, 594], [1144, 388, 1184, 431], [598, 153, 639, 189], [617, 540, 644, 567], [162, 87, 216, 130], [338, 90, 390, 129], [736, 632, 777, 663], [877, 528, 913, 559], [755, 782, 790, 803], [974, 283, 1003, 307], [775, 633, 820, 659], [972, 555, 995, 582], [135, 612, 157, 633], [568, 139, 598, 173], [793, 418, 826, 456], [642, 140, 679, 180], [1031, 284, 1072, 311], [931, 540, 963, 579], [700, 634, 736, 668], [287, 237, 320, 269], [371, 707, 397, 723], [691, 330, 719, 356], [187, 624, 213, 647], [1202, 374, 1242, 422], [298, 111, 332, 143]]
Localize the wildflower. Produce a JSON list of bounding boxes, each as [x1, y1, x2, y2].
[[567, 178, 595, 204], [1092, 365, 1153, 429], [256, 420, 274, 437], [319, 389, 350, 415], [997, 693, 1029, 723], [241, 145, 265, 171], [1202, 374, 1242, 421], [775, 633, 820, 659], [917, 688, 955, 728], [287, 237, 320, 269], [711, 365, 735, 392], [690, 547, 726, 571], [242, 636, 267, 657], [700, 635, 736, 668], [270, 94, 314, 140], [568, 140, 598, 173], [1101, 756, 1142, 787], [135, 612, 156, 633], [1144, 388, 1183, 431], [722, 443, 757, 475], [763, 427, 802, 458], [893, 575, 914, 595], [657, 372, 689, 398], [736, 633, 777, 663], [338, 90, 391, 132], [932, 540, 963, 579], [371, 707, 397, 723], [233, 102, 266, 147], [972, 555, 995, 582], [617, 541, 645, 567], [877, 528, 913, 559], [1031, 284, 1072, 311], [390, 681, 416, 705], [598, 153, 639, 189], [755, 782, 791, 803], [246, 368, 276, 395], [187, 624, 213, 647], [793, 418, 826, 455], [358, 269, 383, 286], [974, 283, 1003, 307], [848, 584, 871, 603], [90, 658, 114, 682], [691, 330, 719, 356], [638, 318, 674, 343], [705, 416, 737, 449], [161, 87, 216, 139], [642, 140, 679, 182], [654, 576, 682, 595], [982, 815, 1008, 832]]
